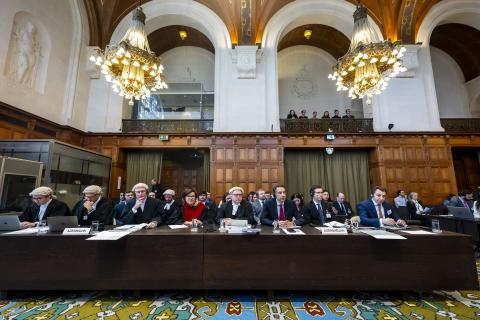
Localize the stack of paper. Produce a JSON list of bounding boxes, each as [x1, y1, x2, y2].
[[360, 229, 406, 239]]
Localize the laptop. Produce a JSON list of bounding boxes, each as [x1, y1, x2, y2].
[[47, 216, 79, 232], [447, 206, 474, 220], [0, 215, 22, 231]]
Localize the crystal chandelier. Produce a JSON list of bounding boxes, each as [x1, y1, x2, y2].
[[90, 6, 167, 105], [328, 1, 407, 104]]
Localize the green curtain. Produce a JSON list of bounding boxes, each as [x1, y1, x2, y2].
[[284, 149, 370, 208], [203, 149, 210, 192], [126, 150, 163, 191]]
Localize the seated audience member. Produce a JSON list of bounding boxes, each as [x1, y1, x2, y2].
[[264, 191, 272, 200], [312, 111, 318, 119], [252, 189, 266, 224], [291, 193, 304, 214], [302, 186, 334, 225], [150, 178, 165, 200], [406, 192, 428, 220], [199, 190, 217, 211], [72, 185, 114, 226], [333, 192, 354, 218], [113, 191, 133, 224], [473, 199, 480, 219], [148, 191, 156, 198], [217, 192, 230, 207], [298, 109, 308, 119], [119, 183, 162, 227], [179, 189, 212, 227], [159, 189, 181, 225], [357, 186, 406, 227], [342, 108, 355, 118], [456, 190, 473, 210], [19, 186, 70, 228], [205, 192, 216, 208], [217, 186, 255, 225], [287, 109, 298, 119], [332, 109, 341, 118], [443, 193, 458, 206], [261, 185, 301, 227], [394, 190, 407, 207], [247, 191, 256, 203], [322, 111, 330, 119], [322, 190, 332, 203]]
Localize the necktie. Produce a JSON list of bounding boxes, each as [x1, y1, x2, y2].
[[260, 200, 264, 207], [463, 200, 469, 208], [279, 204, 285, 221], [341, 203, 345, 214], [377, 204, 384, 219], [317, 203, 325, 224]]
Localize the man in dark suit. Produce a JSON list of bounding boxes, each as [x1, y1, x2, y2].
[[113, 191, 134, 225], [357, 186, 406, 227], [217, 186, 255, 225], [302, 185, 335, 225], [158, 189, 182, 225], [333, 192, 354, 218], [72, 185, 114, 226], [261, 185, 301, 227], [251, 189, 267, 224], [119, 183, 162, 227], [150, 178, 165, 200], [19, 186, 70, 228]]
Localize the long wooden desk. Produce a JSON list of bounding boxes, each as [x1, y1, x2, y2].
[[0, 226, 478, 291], [434, 216, 480, 243]]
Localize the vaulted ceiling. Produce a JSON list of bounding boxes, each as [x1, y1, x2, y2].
[[83, 0, 442, 48], [83, 0, 480, 82]]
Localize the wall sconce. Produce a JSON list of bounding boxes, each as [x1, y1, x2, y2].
[[304, 28, 312, 40], [326, 147, 334, 155], [179, 30, 187, 40], [325, 128, 335, 141]]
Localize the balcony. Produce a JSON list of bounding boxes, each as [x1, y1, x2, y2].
[[280, 119, 374, 133], [122, 119, 213, 133]]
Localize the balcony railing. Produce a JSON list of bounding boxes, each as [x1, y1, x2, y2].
[[122, 119, 213, 133], [440, 118, 480, 133], [280, 119, 374, 133]]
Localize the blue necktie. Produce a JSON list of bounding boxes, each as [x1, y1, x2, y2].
[[316, 203, 325, 224]]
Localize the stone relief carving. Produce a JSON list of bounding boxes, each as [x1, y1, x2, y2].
[[231, 45, 263, 79], [292, 64, 317, 99], [4, 11, 50, 94]]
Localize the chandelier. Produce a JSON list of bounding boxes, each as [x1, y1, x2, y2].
[[90, 6, 167, 105], [328, 1, 407, 104]]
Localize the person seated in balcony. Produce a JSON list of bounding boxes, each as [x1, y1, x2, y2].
[[312, 111, 318, 119], [342, 108, 355, 118], [322, 111, 330, 119], [298, 109, 308, 119], [287, 109, 298, 119], [332, 109, 341, 118], [72, 185, 114, 226], [19, 186, 70, 228]]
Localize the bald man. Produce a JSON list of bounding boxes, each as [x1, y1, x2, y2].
[[72, 185, 114, 226], [19, 186, 70, 228]]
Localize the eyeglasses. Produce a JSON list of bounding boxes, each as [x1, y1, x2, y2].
[[231, 193, 243, 196], [32, 197, 45, 200], [185, 195, 196, 198]]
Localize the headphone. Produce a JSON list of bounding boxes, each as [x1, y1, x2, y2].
[[310, 186, 322, 197]]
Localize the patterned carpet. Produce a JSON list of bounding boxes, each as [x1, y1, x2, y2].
[[1, 261, 479, 319]]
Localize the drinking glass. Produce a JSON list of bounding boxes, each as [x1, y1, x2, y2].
[[91, 220, 100, 234], [273, 220, 280, 233], [37, 220, 48, 234]]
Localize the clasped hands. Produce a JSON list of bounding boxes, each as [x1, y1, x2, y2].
[[278, 220, 295, 228], [382, 218, 406, 226]]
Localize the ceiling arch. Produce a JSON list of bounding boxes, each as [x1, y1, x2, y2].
[[148, 25, 214, 56]]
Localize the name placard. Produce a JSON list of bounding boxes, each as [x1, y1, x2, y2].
[[63, 228, 91, 235], [320, 227, 348, 235]]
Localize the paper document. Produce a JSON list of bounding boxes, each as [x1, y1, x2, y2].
[[86, 230, 130, 241], [361, 229, 406, 239], [2, 228, 39, 235], [281, 228, 305, 235], [114, 224, 147, 231], [169, 225, 188, 229], [401, 230, 437, 235]]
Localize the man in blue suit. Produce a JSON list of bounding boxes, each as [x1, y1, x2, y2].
[[357, 186, 406, 227]]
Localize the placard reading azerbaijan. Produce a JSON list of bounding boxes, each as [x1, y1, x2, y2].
[[62, 228, 91, 235], [319, 227, 348, 235]]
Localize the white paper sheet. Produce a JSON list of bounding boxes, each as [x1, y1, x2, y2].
[[360, 229, 406, 239], [168, 225, 188, 229], [281, 228, 305, 235], [86, 230, 130, 241], [401, 230, 437, 235], [323, 221, 347, 228], [2, 228, 39, 235]]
